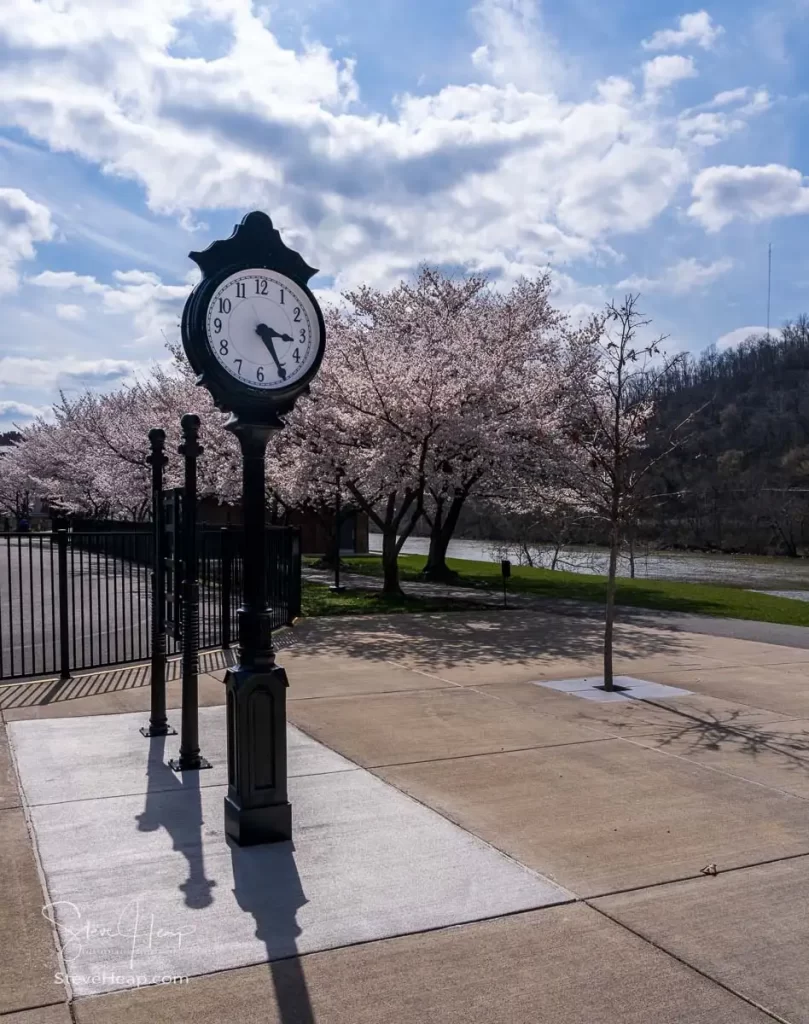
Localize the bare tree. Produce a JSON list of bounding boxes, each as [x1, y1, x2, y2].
[[560, 296, 700, 690]]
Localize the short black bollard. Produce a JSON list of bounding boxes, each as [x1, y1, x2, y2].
[[141, 428, 176, 738], [170, 414, 211, 773], [501, 558, 511, 609]]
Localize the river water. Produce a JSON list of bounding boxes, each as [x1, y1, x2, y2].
[[368, 533, 809, 597]]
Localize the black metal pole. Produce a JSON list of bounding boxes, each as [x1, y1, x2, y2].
[[142, 429, 175, 738], [330, 469, 345, 594], [170, 414, 210, 772], [223, 418, 291, 845], [55, 527, 71, 682]]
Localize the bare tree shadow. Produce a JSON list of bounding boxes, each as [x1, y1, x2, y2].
[[230, 839, 315, 1024], [633, 698, 809, 780], [291, 607, 697, 671], [135, 733, 217, 909]]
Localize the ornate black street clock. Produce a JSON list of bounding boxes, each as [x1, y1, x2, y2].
[[182, 211, 326, 425], [181, 211, 326, 846]]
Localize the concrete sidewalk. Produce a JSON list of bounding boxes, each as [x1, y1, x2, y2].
[[2, 606, 809, 1023]]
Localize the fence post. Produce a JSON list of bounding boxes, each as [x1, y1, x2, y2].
[[290, 528, 301, 622], [221, 527, 232, 649], [170, 414, 211, 773], [141, 428, 176, 738], [55, 527, 71, 682]]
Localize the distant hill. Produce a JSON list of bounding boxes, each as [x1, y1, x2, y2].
[[643, 315, 809, 556]]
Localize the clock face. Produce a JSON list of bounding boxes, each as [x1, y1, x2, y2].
[[205, 269, 321, 390]]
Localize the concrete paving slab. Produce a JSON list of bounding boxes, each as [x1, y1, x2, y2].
[[1, 1006, 72, 1024], [628, 716, 809, 799], [73, 903, 773, 1024], [594, 856, 809, 1024], [376, 739, 809, 896], [14, 713, 568, 998], [0, 807, 64, 1014], [291, 610, 699, 683], [649, 664, 809, 718], [283, 659, 452, 699], [288, 687, 610, 767], [0, 717, 21, 809], [477, 682, 798, 736], [8, 709, 354, 806]]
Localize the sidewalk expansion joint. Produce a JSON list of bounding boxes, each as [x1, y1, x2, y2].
[[585, 900, 795, 1024]]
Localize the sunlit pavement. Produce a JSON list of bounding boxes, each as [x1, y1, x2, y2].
[[3, 607, 809, 1023]]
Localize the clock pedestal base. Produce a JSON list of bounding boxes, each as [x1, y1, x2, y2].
[[223, 648, 292, 846]]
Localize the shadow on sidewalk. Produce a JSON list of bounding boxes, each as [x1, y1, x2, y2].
[[135, 733, 217, 909], [230, 840, 315, 1024], [292, 604, 696, 671]]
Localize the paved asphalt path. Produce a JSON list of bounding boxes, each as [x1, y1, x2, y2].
[[305, 567, 809, 650]]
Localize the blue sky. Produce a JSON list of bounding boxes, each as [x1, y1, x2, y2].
[[0, 0, 808, 428]]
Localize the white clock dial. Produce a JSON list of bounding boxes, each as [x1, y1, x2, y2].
[[205, 269, 320, 390]]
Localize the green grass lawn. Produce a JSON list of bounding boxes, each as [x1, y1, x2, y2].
[[300, 579, 495, 617], [339, 554, 809, 627]]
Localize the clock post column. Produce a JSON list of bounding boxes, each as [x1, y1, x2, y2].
[[223, 415, 291, 846]]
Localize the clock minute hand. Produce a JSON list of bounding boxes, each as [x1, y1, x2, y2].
[[255, 324, 287, 380]]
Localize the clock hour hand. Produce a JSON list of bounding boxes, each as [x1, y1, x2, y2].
[[255, 323, 288, 380]]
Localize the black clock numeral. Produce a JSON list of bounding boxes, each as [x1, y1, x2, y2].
[[234, 358, 242, 372], [279, 289, 285, 304], [218, 297, 231, 314], [293, 307, 301, 322], [236, 282, 245, 298], [213, 317, 222, 333], [219, 339, 229, 355], [292, 348, 301, 364], [257, 366, 264, 382], [256, 279, 268, 295], [299, 328, 306, 341]]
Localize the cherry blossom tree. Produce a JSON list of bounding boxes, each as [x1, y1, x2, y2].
[[2, 353, 240, 520], [273, 267, 567, 593]]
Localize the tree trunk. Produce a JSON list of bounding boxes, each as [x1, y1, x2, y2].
[[421, 492, 465, 581], [603, 524, 619, 692], [381, 528, 402, 595], [628, 535, 636, 579]]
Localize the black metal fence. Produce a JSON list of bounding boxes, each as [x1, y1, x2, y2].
[[0, 526, 300, 681]]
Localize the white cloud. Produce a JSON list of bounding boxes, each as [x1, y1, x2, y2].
[[0, 400, 49, 421], [689, 164, 809, 231], [0, 356, 142, 390], [708, 87, 752, 108], [55, 303, 86, 321], [470, 0, 565, 92], [643, 55, 698, 96], [0, 189, 54, 293], [677, 111, 745, 147], [716, 325, 780, 350], [28, 271, 107, 294], [617, 257, 733, 295], [28, 267, 190, 347], [0, 0, 709, 296], [642, 11, 724, 52]]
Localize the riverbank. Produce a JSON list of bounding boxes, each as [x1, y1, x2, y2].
[[369, 533, 809, 593], [343, 554, 809, 627]]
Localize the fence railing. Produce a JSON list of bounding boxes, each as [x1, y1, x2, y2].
[[0, 526, 301, 681]]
